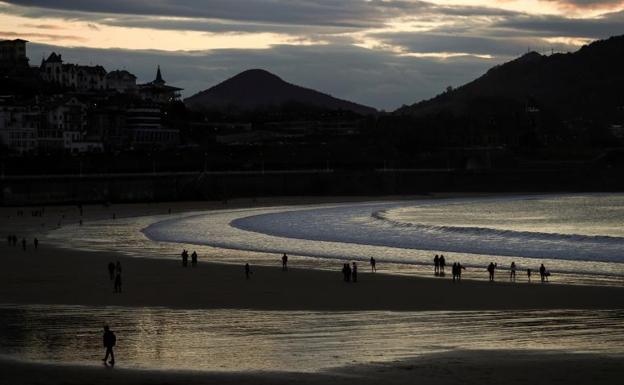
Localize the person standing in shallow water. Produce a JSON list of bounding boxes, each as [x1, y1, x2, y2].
[[487, 262, 496, 282], [540, 263, 547, 283], [33, 238, 39, 249], [439, 255, 446, 275], [434, 255, 439, 275], [370, 257, 376, 272], [510, 262, 517, 282], [191, 251, 198, 267], [245, 263, 251, 279], [527, 268, 532, 283], [102, 325, 116, 366], [281, 253, 288, 271]]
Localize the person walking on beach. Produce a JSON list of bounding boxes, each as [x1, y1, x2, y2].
[[102, 325, 116, 366], [370, 257, 376, 272], [107, 262, 115, 280], [33, 237, 39, 249], [539, 264, 547, 283], [457, 262, 465, 282], [434, 255, 440, 275], [510, 262, 516, 282], [352, 262, 358, 283], [114, 272, 122, 293], [281, 253, 288, 271], [527, 268, 532, 283], [439, 255, 446, 275], [487, 262, 496, 282], [245, 263, 252, 279], [181, 250, 188, 267], [191, 251, 198, 267]]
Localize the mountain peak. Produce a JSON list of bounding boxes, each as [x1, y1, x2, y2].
[[185, 69, 376, 115]]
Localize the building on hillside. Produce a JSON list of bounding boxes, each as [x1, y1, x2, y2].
[[40, 52, 107, 90], [0, 39, 29, 69], [137, 66, 182, 104], [126, 106, 179, 149], [88, 105, 128, 150], [39, 96, 87, 151], [106, 70, 137, 93], [0, 104, 39, 154]]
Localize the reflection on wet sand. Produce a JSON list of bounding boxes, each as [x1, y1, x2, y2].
[[1, 305, 622, 372]]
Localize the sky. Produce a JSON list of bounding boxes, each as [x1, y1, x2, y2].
[[0, 0, 623, 110]]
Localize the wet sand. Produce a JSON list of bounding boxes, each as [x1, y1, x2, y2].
[[1, 241, 624, 310], [2, 350, 623, 385], [0, 198, 623, 311]]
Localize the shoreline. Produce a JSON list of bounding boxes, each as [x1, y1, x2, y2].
[[0, 195, 623, 312], [1, 242, 623, 311], [2, 349, 623, 385]]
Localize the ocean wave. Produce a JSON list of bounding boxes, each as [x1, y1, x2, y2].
[[371, 209, 624, 245]]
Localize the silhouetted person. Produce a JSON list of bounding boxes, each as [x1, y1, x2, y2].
[[439, 255, 446, 275], [487, 262, 496, 282], [510, 262, 516, 281], [21, 238, 26, 251], [34, 238, 39, 249], [457, 262, 465, 281], [115, 261, 122, 275], [102, 325, 116, 365], [107, 262, 115, 280], [245, 263, 251, 279], [191, 251, 198, 267], [342, 264, 348, 281], [452, 262, 458, 282], [352, 262, 358, 283], [527, 268, 532, 283], [370, 257, 376, 272], [181, 250, 188, 267], [434, 255, 440, 275], [114, 273, 122, 293], [79, 219, 83, 226], [281, 253, 288, 271], [539, 263, 546, 283], [346, 263, 352, 282]]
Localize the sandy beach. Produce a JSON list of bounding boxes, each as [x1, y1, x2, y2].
[[1, 197, 623, 384], [1, 241, 623, 311], [2, 349, 623, 385]]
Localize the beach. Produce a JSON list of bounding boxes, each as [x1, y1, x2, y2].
[[1, 197, 623, 384], [2, 350, 623, 385]]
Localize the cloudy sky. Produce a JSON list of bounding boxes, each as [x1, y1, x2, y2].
[[1, 0, 623, 110]]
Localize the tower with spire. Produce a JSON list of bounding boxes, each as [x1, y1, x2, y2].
[[136, 65, 182, 103]]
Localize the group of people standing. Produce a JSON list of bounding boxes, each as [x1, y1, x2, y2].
[[488, 261, 550, 283], [6, 235, 37, 250], [433, 254, 446, 275], [342, 262, 358, 282], [180, 249, 198, 267]]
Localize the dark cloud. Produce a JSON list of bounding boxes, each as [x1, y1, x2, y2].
[[3, 0, 432, 28], [494, 10, 624, 39], [0, 30, 86, 42], [373, 32, 582, 57], [541, 0, 624, 9], [26, 42, 495, 110]]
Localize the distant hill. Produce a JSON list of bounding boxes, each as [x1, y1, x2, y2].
[[184, 69, 376, 115], [396, 35, 624, 120]]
